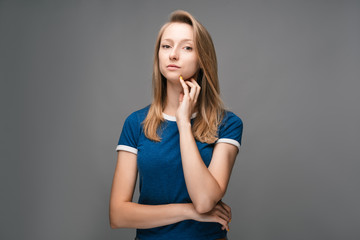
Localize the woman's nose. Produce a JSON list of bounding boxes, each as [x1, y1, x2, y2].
[[169, 47, 179, 60]]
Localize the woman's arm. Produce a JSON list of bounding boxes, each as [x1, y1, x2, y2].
[[178, 124, 238, 213], [109, 150, 191, 228], [176, 78, 239, 213], [109, 150, 231, 230]]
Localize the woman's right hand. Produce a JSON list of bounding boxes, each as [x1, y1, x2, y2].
[[190, 200, 232, 231]]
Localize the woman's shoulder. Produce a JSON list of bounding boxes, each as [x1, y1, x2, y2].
[[221, 109, 243, 126], [125, 104, 151, 123], [217, 109, 244, 145]]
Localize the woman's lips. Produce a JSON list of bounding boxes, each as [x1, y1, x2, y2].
[[167, 64, 180, 70]]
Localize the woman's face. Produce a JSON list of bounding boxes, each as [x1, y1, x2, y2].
[[158, 22, 200, 82]]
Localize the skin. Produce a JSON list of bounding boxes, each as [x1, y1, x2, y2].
[[109, 22, 237, 232], [159, 22, 200, 116]]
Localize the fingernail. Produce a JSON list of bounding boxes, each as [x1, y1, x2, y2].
[[179, 75, 183, 81]]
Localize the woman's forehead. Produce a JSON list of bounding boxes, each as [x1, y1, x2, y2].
[[161, 22, 194, 41]]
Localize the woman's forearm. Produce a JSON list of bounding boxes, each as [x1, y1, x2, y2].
[[110, 202, 194, 229], [178, 122, 223, 213]]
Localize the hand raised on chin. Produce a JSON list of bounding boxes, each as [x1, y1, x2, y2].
[[175, 75, 201, 127]]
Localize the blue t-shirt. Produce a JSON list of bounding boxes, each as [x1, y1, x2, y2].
[[115, 104, 243, 240]]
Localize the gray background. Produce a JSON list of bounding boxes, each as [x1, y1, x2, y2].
[[1, 0, 359, 239]]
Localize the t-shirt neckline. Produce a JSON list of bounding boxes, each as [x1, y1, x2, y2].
[[162, 112, 198, 122]]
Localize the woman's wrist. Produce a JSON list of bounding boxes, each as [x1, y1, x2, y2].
[[176, 120, 191, 131]]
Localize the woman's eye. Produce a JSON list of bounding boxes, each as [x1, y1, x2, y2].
[[184, 46, 193, 51], [162, 45, 171, 49]]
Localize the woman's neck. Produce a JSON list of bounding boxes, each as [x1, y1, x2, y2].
[[163, 80, 182, 116]]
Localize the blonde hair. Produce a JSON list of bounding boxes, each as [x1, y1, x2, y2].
[[143, 10, 226, 143]]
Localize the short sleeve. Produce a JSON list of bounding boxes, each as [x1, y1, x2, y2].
[[115, 113, 140, 154], [215, 112, 243, 152]]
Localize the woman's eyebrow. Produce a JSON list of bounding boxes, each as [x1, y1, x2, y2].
[[162, 38, 193, 43]]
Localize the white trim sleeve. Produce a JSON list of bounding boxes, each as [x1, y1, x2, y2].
[[116, 145, 138, 154], [215, 138, 241, 151]]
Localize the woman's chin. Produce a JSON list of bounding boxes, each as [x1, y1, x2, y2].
[[165, 75, 182, 83], [163, 71, 195, 83]]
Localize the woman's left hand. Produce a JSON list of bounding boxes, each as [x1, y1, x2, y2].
[[175, 76, 201, 126]]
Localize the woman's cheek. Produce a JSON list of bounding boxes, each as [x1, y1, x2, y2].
[[159, 62, 168, 78], [183, 64, 199, 79]]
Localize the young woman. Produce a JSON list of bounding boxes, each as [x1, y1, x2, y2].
[[110, 10, 243, 240]]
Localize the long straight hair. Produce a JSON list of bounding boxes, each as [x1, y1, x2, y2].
[[143, 10, 226, 143]]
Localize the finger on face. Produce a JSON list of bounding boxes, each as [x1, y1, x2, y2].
[[185, 80, 196, 88], [179, 76, 189, 94], [185, 79, 200, 92], [184, 80, 197, 98], [185, 80, 196, 92], [189, 78, 200, 90], [190, 78, 200, 88], [192, 79, 201, 100]]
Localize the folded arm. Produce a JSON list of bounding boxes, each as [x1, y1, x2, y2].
[[109, 150, 231, 230], [109, 151, 194, 229], [178, 122, 238, 213]]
